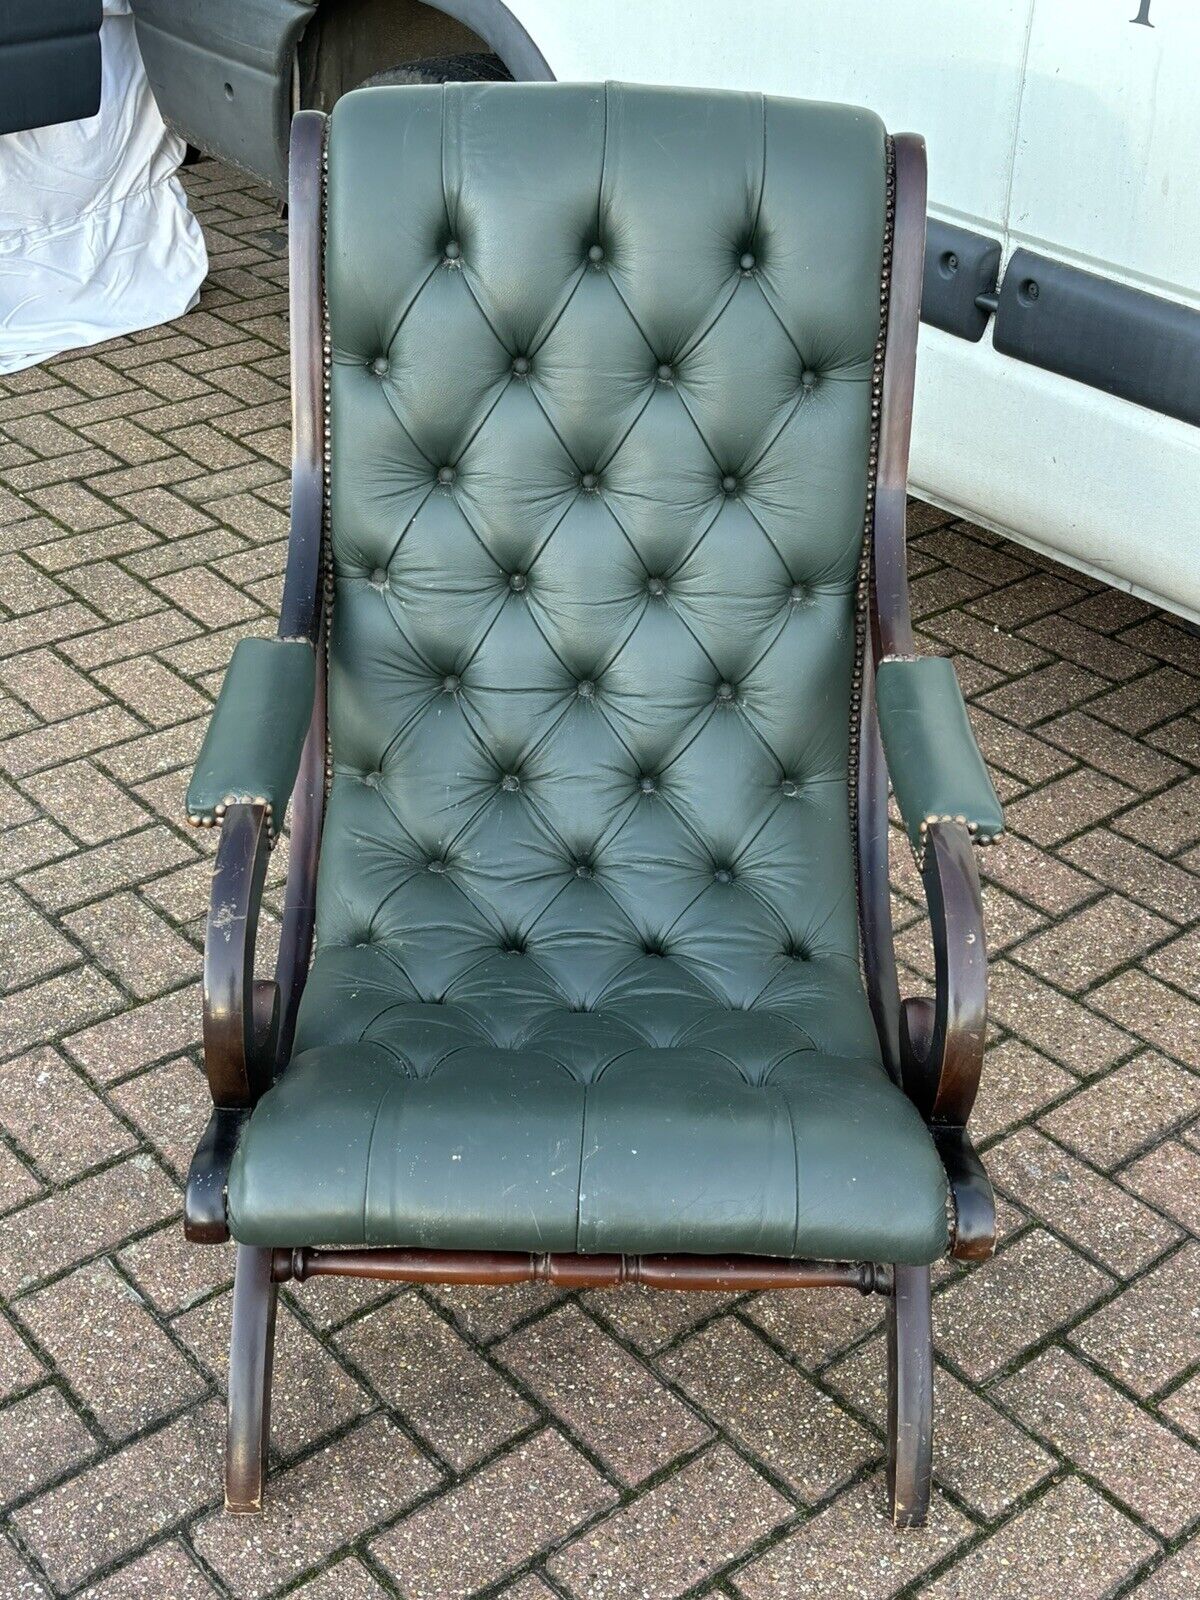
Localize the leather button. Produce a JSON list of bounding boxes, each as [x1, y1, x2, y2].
[[370, 355, 388, 376], [714, 867, 733, 884], [587, 243, 605, 263], [780, 779, 800, 798], [444, 240, 461, 261], [501, 773, 521, 792], [428, 859, 447, 874], [721, 474, 738, 495], [362, 770, 380, 788], [577, 679, 596, 699], [646, 576, 666, 597], [790, 583, 806, 604], [639, 776, 657, 795], [716, 681, 735, 702], [574, 860, 594, 879], [789, 944, 810, 962], [370, 568, 387, 586], [801, 368, 818, 388], [581, 471, 599, 491], [509, 573, 527, 593], [437, 465, 456, 485], [656, 362, 673, 382], [512, 355, 530, 375], [739, 250, 756, 271], [442, 674, 460, 694]]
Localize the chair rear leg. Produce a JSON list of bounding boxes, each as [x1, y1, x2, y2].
[[226, 1244, 278, 1513], [886, 1263, 933, 1528]]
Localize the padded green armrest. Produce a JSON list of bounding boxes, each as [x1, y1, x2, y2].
[[187, 637, 315, 831], [876, 655, 1003, 863]]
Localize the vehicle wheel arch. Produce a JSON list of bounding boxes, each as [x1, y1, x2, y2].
[[420, 0, 552, 80], [298, 0, 553, 107]]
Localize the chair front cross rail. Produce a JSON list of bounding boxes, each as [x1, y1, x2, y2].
[[273, 1247, 894, 1294], [181, 84, 1006, 1528]]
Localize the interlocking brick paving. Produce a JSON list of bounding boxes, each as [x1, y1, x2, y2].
[[0, 158, 1197, 1597]]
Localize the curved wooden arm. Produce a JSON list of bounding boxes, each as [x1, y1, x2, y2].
[[900, 821, 986, 1125], [202, 804, 278, 1108], [187, 804, 277, 1242], [900, 820, 995, 1261]]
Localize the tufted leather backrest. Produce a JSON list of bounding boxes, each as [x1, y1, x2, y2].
[[318, 82, 889, 1033]]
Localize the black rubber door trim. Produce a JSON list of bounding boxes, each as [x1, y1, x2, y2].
[[922, 220, 1002, 344], [993, 247, 1200, 428]]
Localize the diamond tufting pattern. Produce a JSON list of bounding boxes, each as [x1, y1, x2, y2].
[[227, 82, 950, 1262]]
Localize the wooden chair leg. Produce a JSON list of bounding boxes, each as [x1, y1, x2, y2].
[[225, 1244, 278, 1513], [886, 1263, 933, 1528]]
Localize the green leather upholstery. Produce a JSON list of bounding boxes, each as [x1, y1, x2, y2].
[[226, 82, 951, 1264], [876, 655, 1003, 861], [187, 636, 315, 827]]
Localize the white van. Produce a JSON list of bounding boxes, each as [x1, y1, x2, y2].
[[131, 0, 1200, 621]]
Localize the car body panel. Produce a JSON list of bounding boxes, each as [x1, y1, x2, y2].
[[133, 0, 315, 188], [0, 0, 103, 136]]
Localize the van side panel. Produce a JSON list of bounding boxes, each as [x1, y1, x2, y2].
[[515, 0, 1035, 232], [1008, 0, 1200, 298], [912, 330, 1200, 623]]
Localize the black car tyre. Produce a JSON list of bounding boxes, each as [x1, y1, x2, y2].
[[358, 53, 512, 89]]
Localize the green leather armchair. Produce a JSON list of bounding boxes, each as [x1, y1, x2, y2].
[[183, 83, 1003, 1525]]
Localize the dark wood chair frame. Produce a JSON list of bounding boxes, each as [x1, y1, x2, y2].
[[185, 110, 996, 1527]]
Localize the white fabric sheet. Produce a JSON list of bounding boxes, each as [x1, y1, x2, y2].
[[0, 0, 207, 375]]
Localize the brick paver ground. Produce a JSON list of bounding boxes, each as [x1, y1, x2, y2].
[[0, 159, 1197, 1598]]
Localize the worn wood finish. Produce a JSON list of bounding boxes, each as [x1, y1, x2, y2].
[[855, 134, 989, 1518], [857, 647, 904, 1083], [225, 1245, 278, 1513], [932, 1125, 996, 1262], [871, 132, 925, 664], [900, 820, 995, 1261], [184, 1106, 249, 1244], [274, 650, 326, 1073], [273, 108, 329, 1072], [858, 132, 996, 1270], [201, 804, 276, 1109], [273, 1248, 895, 1295], [903, 821, 989, 1126], [856, 132, 928, 1082], [872, 144, 937, 1528], [887, 1264, 934, 1528], [278, 109, 326, 645]]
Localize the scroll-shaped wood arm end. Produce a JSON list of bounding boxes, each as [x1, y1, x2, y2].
[[203, 802, 279, 1106], [900, 820, 996, 1261], [186, 804, 278, 1242]]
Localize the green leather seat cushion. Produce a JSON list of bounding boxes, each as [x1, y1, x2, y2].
[[227, 943, 949, 1262]]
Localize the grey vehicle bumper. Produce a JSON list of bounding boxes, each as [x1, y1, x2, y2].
[[131, 0, 316, 190]]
